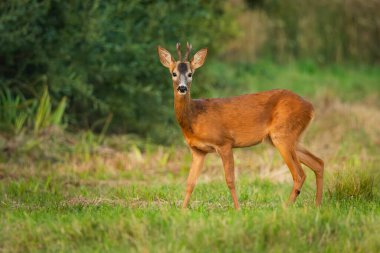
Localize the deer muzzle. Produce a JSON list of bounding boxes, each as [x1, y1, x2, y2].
[[177, 85, 188, 94]]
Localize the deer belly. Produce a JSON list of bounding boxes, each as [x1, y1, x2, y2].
[[187, 138, 216, 152], [230, 129, 267, 148]]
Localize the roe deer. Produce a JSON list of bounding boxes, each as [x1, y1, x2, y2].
[[157, 42, 324, 209]]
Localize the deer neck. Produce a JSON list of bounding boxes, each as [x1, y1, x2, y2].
[[174, 90, 193, 132]]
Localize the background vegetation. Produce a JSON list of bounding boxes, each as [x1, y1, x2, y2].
[[1, 0, 379, 252], [1, 0, 379, 140], [0, 0, 237, 139]]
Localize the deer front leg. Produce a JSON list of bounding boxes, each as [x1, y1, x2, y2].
[[217, 145, 240, 210], [182, 148, 206, 209]]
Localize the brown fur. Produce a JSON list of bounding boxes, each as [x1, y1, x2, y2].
[[158, 44, 324, 209], [176, 90, 314, 150]]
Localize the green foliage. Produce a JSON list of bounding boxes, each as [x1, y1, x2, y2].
[[257, 0, 380, 63], [1, 0, 379, 141], [0, 88, 30, 135], [0, 0, 238, 140], [34, 86, 67, 134], [0, 87, 66, 136]]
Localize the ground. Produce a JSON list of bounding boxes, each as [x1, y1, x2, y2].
[[1, 63, 380, 252]]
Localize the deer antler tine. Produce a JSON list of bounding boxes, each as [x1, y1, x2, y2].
[[185, 42, 192, 61], [176, 42, 182, 61]]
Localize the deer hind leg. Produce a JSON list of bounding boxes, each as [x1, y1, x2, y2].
[[182, 148, 206, 209], [216, 145, 240, 210], [272, 139, 306, 204], [296, 146, 324, 206]]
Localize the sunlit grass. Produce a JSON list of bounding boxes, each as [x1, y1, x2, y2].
[[1, 64, 380, 252], [1, 121, 379, 253], [204, 61, 380, 103], [1, 170, 379, 252]]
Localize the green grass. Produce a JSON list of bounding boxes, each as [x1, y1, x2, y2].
[[1, 63, 380, 252], [1, 160, 379, 253], [204, 61, 380, 102]]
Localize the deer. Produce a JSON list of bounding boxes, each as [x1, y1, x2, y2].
[[157, 42, 324, 210]]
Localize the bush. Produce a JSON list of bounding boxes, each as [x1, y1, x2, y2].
[[0, 0, 238, 141]]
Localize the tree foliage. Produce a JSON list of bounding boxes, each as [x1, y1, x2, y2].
[[0, 0, 237, 141], [245, 0, 380, 63]]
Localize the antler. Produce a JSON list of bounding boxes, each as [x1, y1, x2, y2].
[[184, 42, 192, 61], [176, 42, 182, 61]]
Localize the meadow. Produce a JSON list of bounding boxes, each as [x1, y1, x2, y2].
[[1, 62, 380, 252]]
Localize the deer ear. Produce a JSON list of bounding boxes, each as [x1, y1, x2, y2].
[[157, 46, 174, 68], [190, 48, 207, 70]]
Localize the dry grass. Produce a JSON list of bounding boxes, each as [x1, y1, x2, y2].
[[62, 95, 380, 183], [2, 95, 374, 192]]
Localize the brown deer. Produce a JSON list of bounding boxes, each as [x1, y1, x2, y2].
[[157, 42, 324, 209]]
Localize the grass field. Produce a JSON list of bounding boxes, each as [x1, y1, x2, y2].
[[1, 63, 380, 252], [205, 61, 380, 102]]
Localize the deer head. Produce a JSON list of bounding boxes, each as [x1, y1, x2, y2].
[[157, 42, 207, 96]]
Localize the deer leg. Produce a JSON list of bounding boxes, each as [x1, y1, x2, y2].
[[182, 148, 206, 209], [274, 142, 306, 204], [296, 146, 324, 206], [217, 145, 240, 210]]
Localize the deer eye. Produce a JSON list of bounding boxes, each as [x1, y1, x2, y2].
[[188, 73, 192, 78], [172, 72, 177, 77]]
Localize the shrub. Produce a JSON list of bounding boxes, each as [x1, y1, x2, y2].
[[0, 0, 238, 141]]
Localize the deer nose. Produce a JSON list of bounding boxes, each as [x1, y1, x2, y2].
[[177, 85, 188, 93]]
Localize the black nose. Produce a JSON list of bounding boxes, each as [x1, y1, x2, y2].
[[177, 86, 188, 93]]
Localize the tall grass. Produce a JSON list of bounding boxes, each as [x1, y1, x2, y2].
[[328, 160, 377, 201], [0, 88, 30, 135], [33, 86, 67, 135], [0, 86, 67, 136]]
